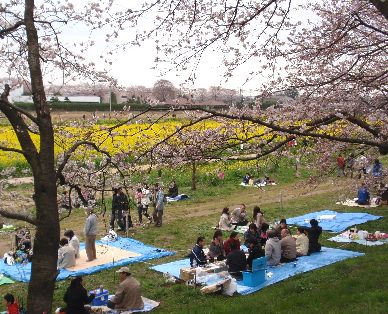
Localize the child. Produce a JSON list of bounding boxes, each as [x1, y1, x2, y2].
[[3, 293, 19, 314]]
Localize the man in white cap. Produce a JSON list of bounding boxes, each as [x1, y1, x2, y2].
[[107, 267, 144, 311]]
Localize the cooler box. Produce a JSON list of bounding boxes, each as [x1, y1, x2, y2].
[[90, 289, 109, 306], [242, 257, 266, 287]]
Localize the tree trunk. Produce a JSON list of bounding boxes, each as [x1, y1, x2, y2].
[[191, 161, 197, 190], [24, 1, 60, 312]]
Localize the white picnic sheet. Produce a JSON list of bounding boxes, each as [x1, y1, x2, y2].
[[328, 230, 388, 246], [336, 199, 379, 208], [91, 297, 159, 314]]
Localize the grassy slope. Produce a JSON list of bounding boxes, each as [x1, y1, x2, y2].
[[0, 164, 387, 313]]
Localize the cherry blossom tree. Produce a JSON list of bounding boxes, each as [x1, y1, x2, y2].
[[152, 79, 177, 102]]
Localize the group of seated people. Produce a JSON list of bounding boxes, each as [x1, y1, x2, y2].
[[57, 230, 80, 269], [242, 173, 275, 186], [356, 182, 388, 206], [58, 267, 144, 313], [218, 205, 266, 231], [191, 216, 322, 279]]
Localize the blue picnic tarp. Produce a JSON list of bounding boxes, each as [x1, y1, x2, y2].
[[0, 237, 174, 282], [150, 247, 363, 295], [286, 210, 382, 232]]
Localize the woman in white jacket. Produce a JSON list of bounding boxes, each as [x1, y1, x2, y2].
[[218, 207, 234, 231]]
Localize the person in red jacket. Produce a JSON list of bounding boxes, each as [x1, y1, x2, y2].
[[336, 154, 346, 177], [223, 231, 241, 256], [3, 294, 19, 314]]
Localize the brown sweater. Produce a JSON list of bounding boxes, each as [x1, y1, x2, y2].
[[280, 236, 297, 260], [113, 276, 144, 311]]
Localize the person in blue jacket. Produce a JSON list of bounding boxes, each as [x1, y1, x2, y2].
[[190, 236, 207, 267], [357, 183, 371, 205], [372, 159, 383, 177]]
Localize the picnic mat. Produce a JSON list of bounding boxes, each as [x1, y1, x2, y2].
[[67, 245, 141, 271], [328, 230, 388, 246], [91, 296, 159, 314], [0, 237, 174, 282], [286, 210, 382, 232], [336, 199, 380, 208], [0, 274, 14, 285], [166, 194, 189, 202], [150, 247, 363, 295]]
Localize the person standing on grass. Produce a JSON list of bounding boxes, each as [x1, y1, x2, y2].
[[139, 186, 153, 224], [336, 154, 346, 177], [84, 206, 98, 262], [110, 187, 124, 231], [153, 184, 165, 227]]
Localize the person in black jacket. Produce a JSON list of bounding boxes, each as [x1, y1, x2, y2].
[[226, 241, 247, 278], [244, 223, 260, 247], [111, 187, 132, 231], [247, 239, 265, 270], [64, 276, 95, 314], [190, 236, 207, 267], [305, 219, 322, 254]]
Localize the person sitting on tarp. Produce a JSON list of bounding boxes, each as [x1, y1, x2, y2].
[[218, 207, 235, 231], [3, 293, 19, 314], [275, 218, 290, 237], [372, 159, 383, 177], [280, 229, 297, 263], [64, 230, 80, 259], [247, 239, 265, 270], [294, 227, 309, 256], [226, 241, 247, 278], [265, 230, 281, 266], [190, 236, 207, 267], [107, 267, 144, 312], [231, 204, 248, 226], [260, 223, 270, 246], [244, 223, 260, 247], [208, 230, 226, 262], [379, 184, 388, 205], [57, 238, 76, 269], [224, 231, 241, 256], [242, 173, 251, 184], [64, 276, 95, 314], [305, 219, 322, 254], [356, 183, 371, 205], [168, 180, 179, 198]]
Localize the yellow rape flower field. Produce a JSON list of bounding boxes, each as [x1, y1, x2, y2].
[[0, 120, 269, 168]]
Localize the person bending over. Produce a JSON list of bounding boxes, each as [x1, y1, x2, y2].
[[265, 230, 281, 266], [108, 267, 144, 311], [305, 219, 322, 254], [224, 231, 241, 256], [57, 237, 76, 269], [280, 229, 297, 263], [247, 239, 265, 270], [244, 223, 260, 247], [208, 230, 226, 262], [294, 227, 309, 256], [64, 276, 95, 314], [190, 236, 207, 267], [226, 241, 247, 278], [3, 294, 19, 314]]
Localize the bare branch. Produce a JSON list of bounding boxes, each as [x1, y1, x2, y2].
[[0, 20, 25, 39], [0, 208, 36, 225]]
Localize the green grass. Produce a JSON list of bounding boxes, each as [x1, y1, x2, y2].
[[0, 159, 387, 313]]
